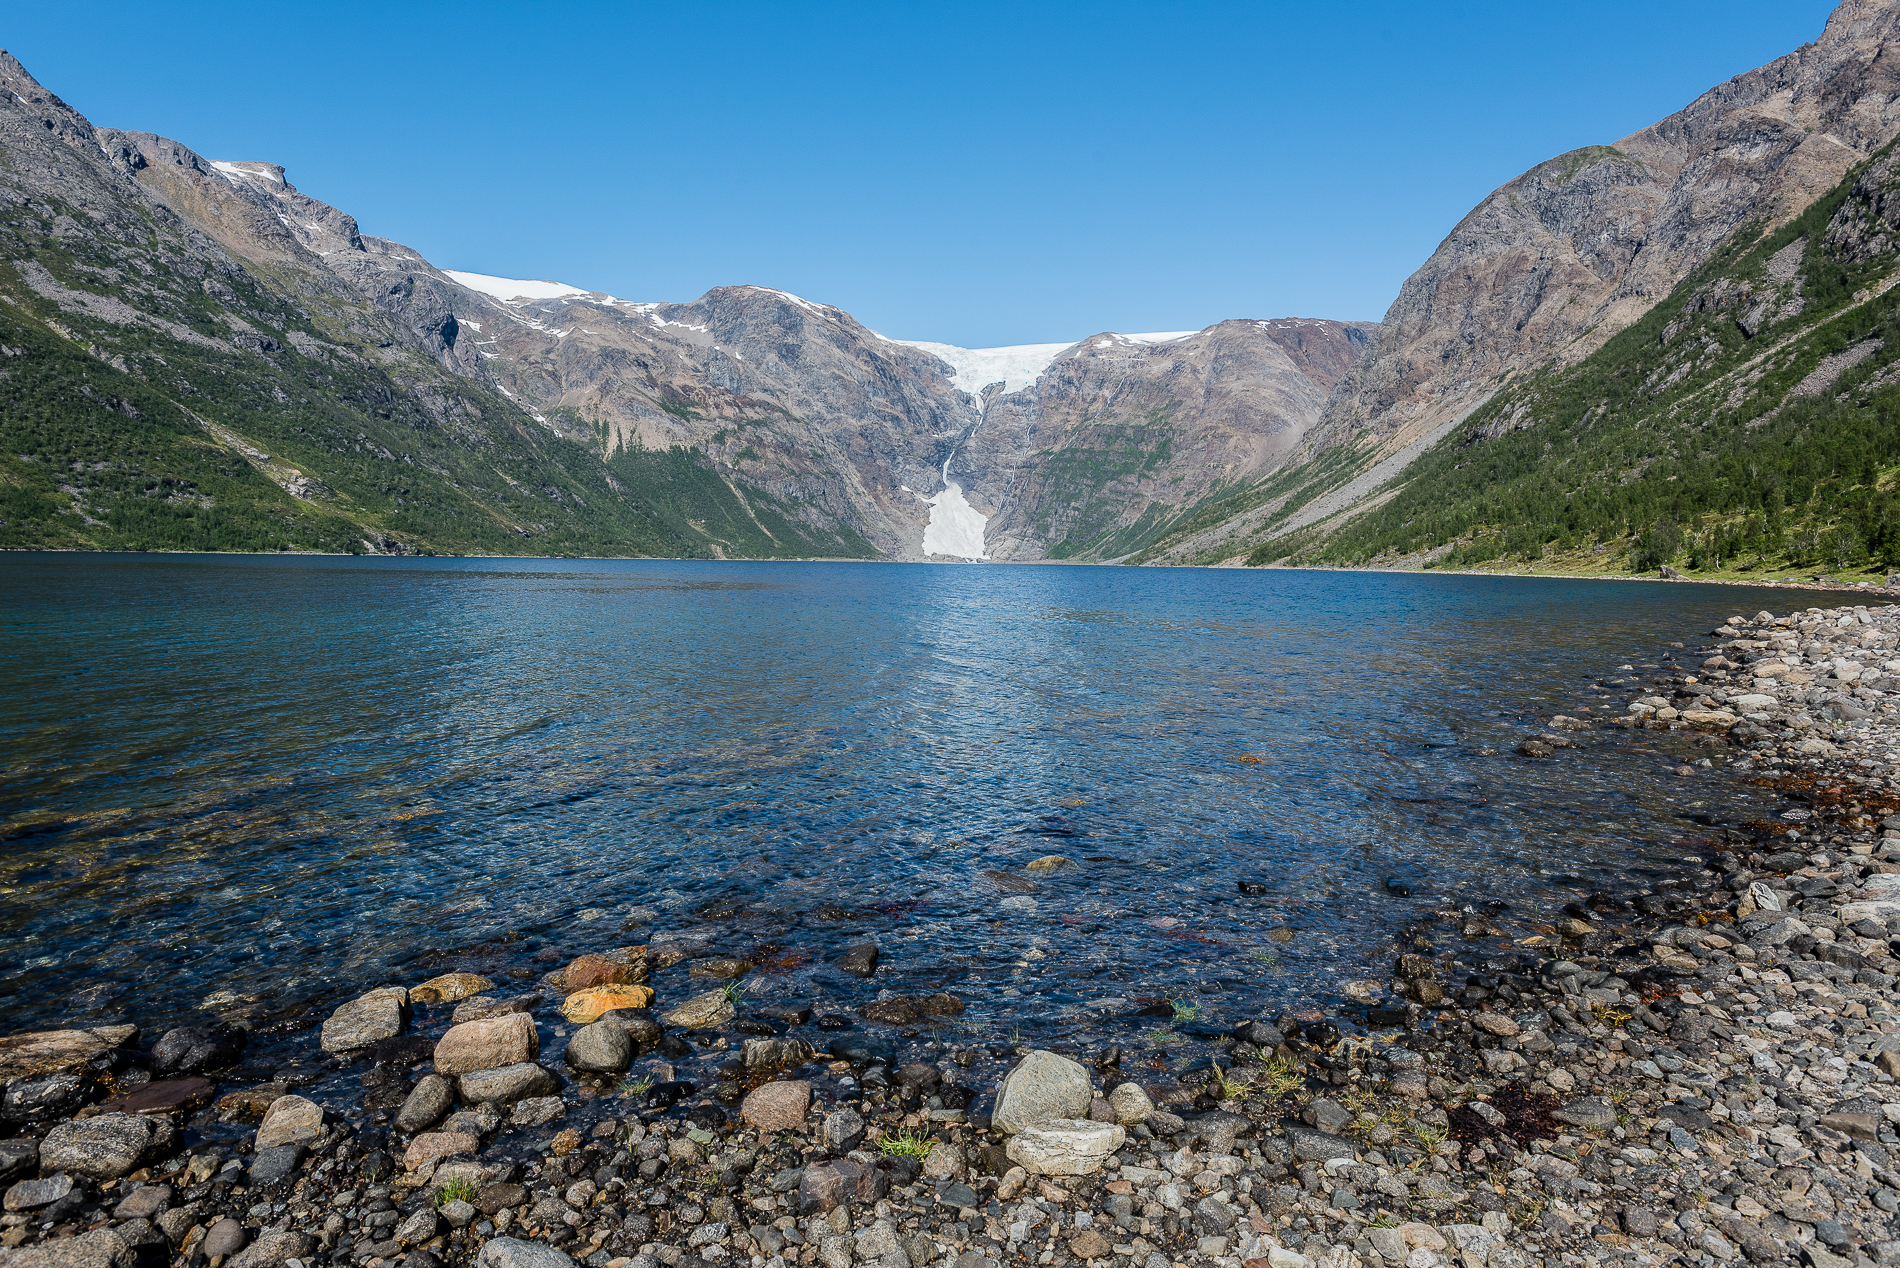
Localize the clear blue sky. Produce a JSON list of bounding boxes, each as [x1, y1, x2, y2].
[[10, 1, 1840, 347]]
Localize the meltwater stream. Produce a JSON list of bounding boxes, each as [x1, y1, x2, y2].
[[0, 556, 1836, 1047]]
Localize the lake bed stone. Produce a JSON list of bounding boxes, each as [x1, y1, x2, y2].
[[435, 1012, 538, 1075]]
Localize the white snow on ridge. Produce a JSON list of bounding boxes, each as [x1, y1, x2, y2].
[[445, 270, 590, 302], [746, 286, 834, 319]]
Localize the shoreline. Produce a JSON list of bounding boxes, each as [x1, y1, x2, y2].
[[6, 602, 1900, 1268]]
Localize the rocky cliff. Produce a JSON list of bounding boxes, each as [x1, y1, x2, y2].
[[1315, 0, 1900, 460]]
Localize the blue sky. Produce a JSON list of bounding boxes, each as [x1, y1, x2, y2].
[[12, 1, 1839, 347]]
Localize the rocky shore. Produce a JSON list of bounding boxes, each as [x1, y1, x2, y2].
[[9, 602, 1900, 1268]]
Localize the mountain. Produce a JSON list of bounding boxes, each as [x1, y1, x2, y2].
[[1135, 0, 1900, 568], [1266, 132, 1900, 577], [0, 52, 1366, 561]]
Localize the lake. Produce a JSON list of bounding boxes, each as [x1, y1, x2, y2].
[[0, 554, 1824, 1052]]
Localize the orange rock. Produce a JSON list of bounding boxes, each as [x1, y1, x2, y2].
[[561, 955, 630, 992], [561, 985, 654, 1023]]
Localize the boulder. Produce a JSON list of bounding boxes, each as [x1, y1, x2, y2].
[[248, 1143, 307, 1185], [560, 985, 653, 1024], [797, 1159, 887, 1215], [227, 1230, 317, 1268], [411, 974, 494, 1004], [395, 1074, 456, 1133], [404, 1131, 480, 1173], [434, 1012, 538, 1075], [320, 987, 409, 1054], [200, 1219, 248, 1259], [150, 1025, 245, 1075], [97, 1077, 215, 1117], [992, 1050, 1093, 1134], [1004, 1119, 1125, 1176], [1285, 1126, 1357, 1163], [743, 1037, 814, 1071], [741, 1080, 812, 1131], [1106, 1082, 1154, 1125], [39, 1114, 161, 1179], [0, 1030, 128, 1083], [459, 1062, 560, 1105], [451, 994, 541, 1025], [0, 1228, 134, 1268], [254, 1095, 325, 1150], [511, 1096, 565, 1127], [475, 1237, 578, 1268], [822, 1108, 866, 1154], [562, 1023, 633, 1073], [590, 1009, 663, 1052], [662, 989, 736, 1029], [5, 1174, 74, 1211], [1552, 1097, 1617, 1132], [837, 945, 880, 977]]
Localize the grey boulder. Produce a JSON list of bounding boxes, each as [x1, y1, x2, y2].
[[992, 1050, 1093, 1135], [39, 1115, 164, 1179], [459, 1062, 560, 1105], [562, 1023, 632, 1074], [395, 1074, 456, 1134], [476, 1237, 578, 1268], [0, 1228, 134, 1268], [320, 987, 409, 1054], [227, 1230, 317, 1268]]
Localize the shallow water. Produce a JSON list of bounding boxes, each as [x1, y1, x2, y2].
[[0, 555, 1831, 1047]]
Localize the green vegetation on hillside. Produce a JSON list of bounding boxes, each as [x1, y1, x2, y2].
[[1222, 139, 1900, 579], [1033, 415, 1182, 559], [0, 193, 875, 559]]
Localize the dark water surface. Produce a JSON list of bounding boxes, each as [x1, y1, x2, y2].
[[0, 554, 1838, 1045]]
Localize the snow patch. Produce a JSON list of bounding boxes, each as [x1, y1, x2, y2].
[[922, 483, 987, 559], [1115, 330, 1200, 344], [747, 286, 833, 319], [209, 161, 286, 188], [444, 270, 589, 302]]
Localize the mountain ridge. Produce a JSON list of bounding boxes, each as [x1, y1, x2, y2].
[[0, 48, 1367, 562]]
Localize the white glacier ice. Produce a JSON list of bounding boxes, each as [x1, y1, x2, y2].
[[894, 339, 1076, 397], [894, 328, 1207, 398], [921, 481, 988, 560]]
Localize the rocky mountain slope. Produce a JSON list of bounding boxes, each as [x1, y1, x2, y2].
[[1134, 0, 1900, 567], [1268, 132, 1900, 576], [0, 52, 1363, 561]]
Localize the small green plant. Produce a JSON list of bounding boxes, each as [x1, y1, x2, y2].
[[434, 1175, 477, 1207], [1258, 1055, 1303, 1095], [1169, 999, 1199, 1024], [1208, 1061, 1249, 1102], [621, 1074, 655, 1098], [877, 1127, 935, 1158], [722, 981, 747, 1004], [1250, 949, 1281, 968]]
